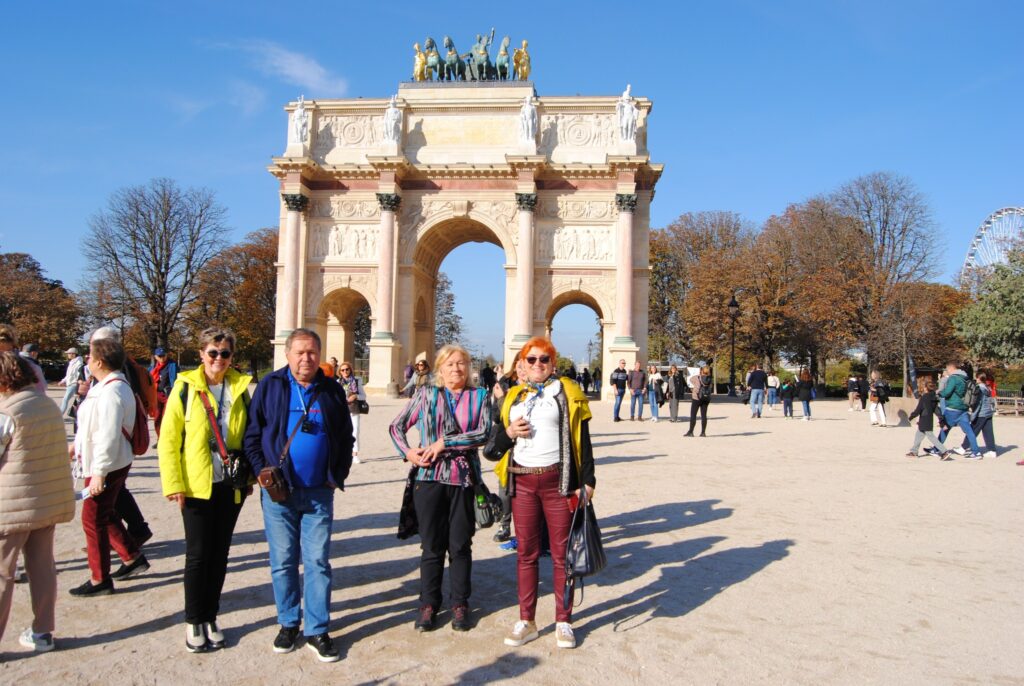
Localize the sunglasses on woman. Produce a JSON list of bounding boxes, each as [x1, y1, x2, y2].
[[525, 355, 550, 365], [205, 349, 232, 359], [340, 367, 352, 373]]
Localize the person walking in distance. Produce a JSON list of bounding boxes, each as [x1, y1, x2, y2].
[[868, 371, 889, 427], [243, 328, 354, 662], [338, 362, 366, 465], [150, 347, 178, 440], [766, 369, 780, 411], [58, 347, 85, 418], [683, 366, 712, 437], [645, 365, 663, 423], [746, 363, 768, 418], [847, 374, 859, 412], [779, 375, 796, 419], [627, 362, 647, 421], [665, 365, 686, 423], [856, 375, 870, 412], [609, 360, 628, 422], [796, 370, 814, 421]]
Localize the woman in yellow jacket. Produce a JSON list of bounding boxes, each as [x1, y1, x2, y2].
[[158, 328, 252, 654]]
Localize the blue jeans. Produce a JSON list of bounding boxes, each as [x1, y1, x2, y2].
[[261, 486, 335, 636], [767, 387, 777, 407], [939, 408, 979, 454], [750, 388, 765, 416], [647, 389, 659, 419], [613, 391, 624, 419], [801, 399, 811, 417], [783, 398, 793, 417], [630, 390, 645, 418]]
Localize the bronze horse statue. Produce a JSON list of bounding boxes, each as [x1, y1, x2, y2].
[[442, 35, 467, 81], [423, 37, 442, 80]]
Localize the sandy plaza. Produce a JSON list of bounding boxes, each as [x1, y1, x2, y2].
[[1, 389, 1020, 685]]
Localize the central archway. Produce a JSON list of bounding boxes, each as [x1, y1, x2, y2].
[[395, 215, 514, 367]]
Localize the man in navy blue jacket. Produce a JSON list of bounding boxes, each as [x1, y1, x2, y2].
[[244, 328, 353, 663]]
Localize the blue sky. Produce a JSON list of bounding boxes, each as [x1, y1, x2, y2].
[[1, 1, 1021, 362]]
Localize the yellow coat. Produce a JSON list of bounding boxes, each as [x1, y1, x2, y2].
[[158, 367, 252, 499], [495, 377, 592, 488]]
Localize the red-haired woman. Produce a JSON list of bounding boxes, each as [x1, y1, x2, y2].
[[484, 337, 596, 650]]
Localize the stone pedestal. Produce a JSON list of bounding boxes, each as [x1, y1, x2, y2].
[[367, 336, 401, 397]]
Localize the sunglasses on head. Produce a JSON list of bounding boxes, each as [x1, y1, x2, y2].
[[525, 355, 551, 365], [205, 349, 232, 359]]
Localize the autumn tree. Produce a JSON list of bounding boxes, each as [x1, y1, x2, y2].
[[187, 228, 277, 370], [831, 172, 936, 369], [647, 229, 688, 360], [83, 178, 227, 350], [0, 252, 83, 353]]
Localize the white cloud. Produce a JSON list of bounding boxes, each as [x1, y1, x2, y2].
[[165, 94, 213, 122], [231, 40, 347, 96], [227, 79, 267, 117]]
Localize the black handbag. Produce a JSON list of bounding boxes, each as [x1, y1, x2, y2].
[[397, 465, 419, 540], [197, 389, 252, 491], [472, 478, 503, 529], [563, 488, 607, 610]]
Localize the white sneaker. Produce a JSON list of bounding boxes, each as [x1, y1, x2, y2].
[[19, 628, 55, 652], [352, 455, 362, 464], [802, 416, 809, 421], [555, 622, 576, 649], [953, 447, 967, 456], [504, 620, 539, 647], [983, 451, 997, 459], [651, 417, 659, 423]]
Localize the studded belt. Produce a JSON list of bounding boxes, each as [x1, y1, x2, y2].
[[508, 463, 559, 475]]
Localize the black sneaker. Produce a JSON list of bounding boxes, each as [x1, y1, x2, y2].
[[451, 604, 472, 632], [306, 633, 341, 663], [69, 578, 114, 597], [273, 625, 300, 653], [492, 524, 511, 543], [111, 554, 150, 580], [414, 605, 436, 632]]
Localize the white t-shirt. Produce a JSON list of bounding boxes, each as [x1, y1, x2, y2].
[[206, 383, 233, 484], [508, 380, 561, 468]]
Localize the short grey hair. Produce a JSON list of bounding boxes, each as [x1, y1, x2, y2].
[[285, 328, 321, 351], [91, 326, 122, 343], [199, 327, 235, 351]]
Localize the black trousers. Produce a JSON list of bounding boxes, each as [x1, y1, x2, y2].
[[688, 398, 710, 435], [115, 485, 151, 541], [413, 481, 474, 608], [181, 481, 245, 624]]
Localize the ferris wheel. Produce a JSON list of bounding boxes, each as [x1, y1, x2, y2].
[[962, 207, 1024, 277]]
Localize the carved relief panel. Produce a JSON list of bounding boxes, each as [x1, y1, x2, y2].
[[313, 115, 386, 162], [309, 223, 379, 261], [537, 226, 613, 264]]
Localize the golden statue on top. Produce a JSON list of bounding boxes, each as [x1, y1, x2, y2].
[[412, 42, 427, 81], [410, 32, 532, 81], [513, 40, 531, 81]]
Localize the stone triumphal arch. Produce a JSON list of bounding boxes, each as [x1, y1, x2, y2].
[[269, 81, 662, 398]]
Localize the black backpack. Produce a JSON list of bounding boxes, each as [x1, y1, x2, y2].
[[698, 377, 712, 400], [962, 377, 981, 411]]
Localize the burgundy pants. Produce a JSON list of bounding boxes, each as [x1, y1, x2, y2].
[[82, 465, 139, 581], [512, 470, 573, 622]]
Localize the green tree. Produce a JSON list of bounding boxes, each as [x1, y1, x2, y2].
[[434, 271, 463, 347], [955, 250, 1024, 364]]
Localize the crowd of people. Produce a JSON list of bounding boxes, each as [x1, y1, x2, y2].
[[0, 318, 1017, 663]]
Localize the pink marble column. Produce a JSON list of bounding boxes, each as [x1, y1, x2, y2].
[[281, 193, 308, 333], [374, 193, 401, 339], [514, 192, 537, 343], [614, 193, 637, 344]]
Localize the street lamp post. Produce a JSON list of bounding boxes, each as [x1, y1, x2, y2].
[[727, 295, 739, 396]]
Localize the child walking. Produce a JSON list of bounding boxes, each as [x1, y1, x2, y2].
[[907, 378, 949, 459]]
